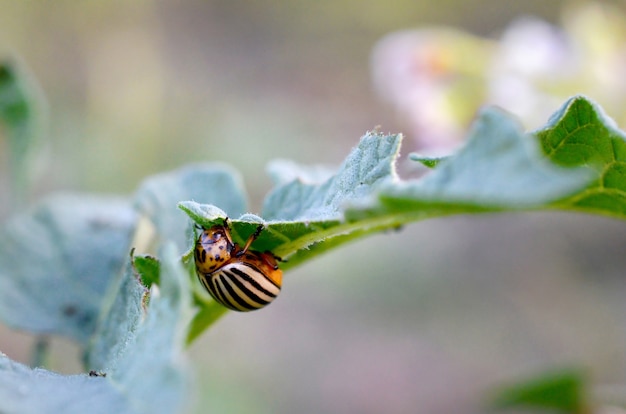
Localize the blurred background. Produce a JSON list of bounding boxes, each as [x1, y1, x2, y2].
[[2, 1, 626, 413]]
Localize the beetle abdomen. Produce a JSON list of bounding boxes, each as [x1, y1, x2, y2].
[[198, 262, 281, 312]]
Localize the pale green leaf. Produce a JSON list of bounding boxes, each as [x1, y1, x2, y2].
[[85, 252, 148, 372], [0, 194, 136, 344], [262, 130, 400, 221], [0, 355, 129, 414], [357, 106, 595, 219], [0, 244, 191, 414]]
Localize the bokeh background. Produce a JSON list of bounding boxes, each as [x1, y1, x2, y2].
[[2, 1, 626, 413]]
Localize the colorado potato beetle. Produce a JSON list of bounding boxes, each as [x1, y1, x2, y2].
[[194, 220, 282, 311]]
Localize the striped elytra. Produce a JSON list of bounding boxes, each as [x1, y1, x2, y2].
[[194, 222, 283, 311]]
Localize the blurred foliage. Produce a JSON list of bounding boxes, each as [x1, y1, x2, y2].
[[490, 368, 590, 414], [0, 60, 44, 210]]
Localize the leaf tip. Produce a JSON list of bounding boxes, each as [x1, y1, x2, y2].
[[408, 153, 446, 168]]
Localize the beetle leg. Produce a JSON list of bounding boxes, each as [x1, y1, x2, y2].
[[268, 251, 285, 263], [238, 224, 264, 255]]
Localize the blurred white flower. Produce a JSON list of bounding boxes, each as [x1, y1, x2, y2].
[[371, 3, 626, 155], [371, 28, 492, 155], [487, 17, 576, 130]]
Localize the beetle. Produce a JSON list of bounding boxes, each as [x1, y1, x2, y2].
[[194, 219, 282, 311]]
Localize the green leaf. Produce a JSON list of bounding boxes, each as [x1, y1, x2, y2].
[[85, 251, 150, 372], [254, 107, 591, 263], [235, 131, 401, 262], [260, 108, 591, 259], [0, 244, 191, 414], [537, 96, 626, 217], [0, 356, 129, 414], [95, 244, 191, 410], [490, 368, 590, 413], [177, 201, 229, 230], [352, 106, 594, 221], [134, 163, 247, 254], [263, 130, 400, 222], [186, 302, 228, 344], [0, 60, 46, 209], [0, 194, 136, 344], [133, 254, 160, 288], [408, 153, 447, 168]]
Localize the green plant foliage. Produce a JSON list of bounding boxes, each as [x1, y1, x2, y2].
[[0, 245, 191, 414], [263, 131, 401, 221], [408, 153, 446, 168], [489, 368, 589, 413], [0, 62, 32, 136], [85, 251, 150, 372], [185, 302, 228, 344], [0, 194, 136, 344], [538, 96, 626, 217], [350, 105, 595, 221], [0, 60, 44, 208], [133, 254, 160, 288]]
